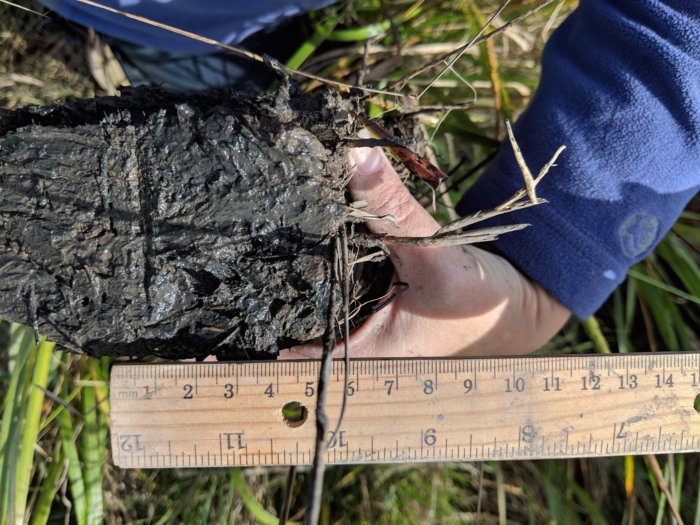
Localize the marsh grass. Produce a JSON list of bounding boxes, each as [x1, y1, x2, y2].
[[1, 0, 700, 523]]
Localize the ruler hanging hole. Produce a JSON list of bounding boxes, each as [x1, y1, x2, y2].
[[694, 394, 700, 413], [282, 401, 308, 428]]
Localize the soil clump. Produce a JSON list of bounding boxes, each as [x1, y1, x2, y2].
[[0, 85, 388, 360]]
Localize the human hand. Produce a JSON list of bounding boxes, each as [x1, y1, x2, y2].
[[278, 146, 570, 359]]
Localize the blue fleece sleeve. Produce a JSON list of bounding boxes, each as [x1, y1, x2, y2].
[[456, 0, 700, 319], [39, 0, 334, 54]]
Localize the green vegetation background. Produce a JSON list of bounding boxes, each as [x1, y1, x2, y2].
[[1, 0, 699, 523]]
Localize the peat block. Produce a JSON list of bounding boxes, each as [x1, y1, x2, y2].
[[0, 86, 371, 359]]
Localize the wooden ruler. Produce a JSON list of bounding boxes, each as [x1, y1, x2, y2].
[[110, 354, 700, 469]]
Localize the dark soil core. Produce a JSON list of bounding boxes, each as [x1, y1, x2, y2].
[[0, 85, 387, 360]]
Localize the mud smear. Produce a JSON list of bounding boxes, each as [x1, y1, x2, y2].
[[0, 85, 389, 359]]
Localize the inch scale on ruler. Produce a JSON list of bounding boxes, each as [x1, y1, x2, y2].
[[110, 353, 700, 469]]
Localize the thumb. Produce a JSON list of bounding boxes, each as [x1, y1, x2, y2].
[[348, 147, 439, 237]]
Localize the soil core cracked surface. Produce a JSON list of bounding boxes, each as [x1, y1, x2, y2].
[[0, 86, 383, 360]]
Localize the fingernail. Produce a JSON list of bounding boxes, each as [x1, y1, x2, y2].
[[350, 147, 383, 176]]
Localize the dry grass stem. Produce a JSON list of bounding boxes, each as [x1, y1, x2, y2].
[[399, 103, 474, 116], [0, 0, 47, 17], [417, 0, 510, 98], [366, 223, 529, 248], [497, 120, 566, 209], [496, 120, 566, 210], [0, 73, 44, 88], [437, 198, 546, 235], [389, 0, 555, 93], [390, 0, 510, 92], [645, 455, 684, 525], [346, 207, 399, 228], [348, 250, 389, 267], [504, 119, 536, 201], [369, 121, 565, 248], [279, 465, 297, 525]]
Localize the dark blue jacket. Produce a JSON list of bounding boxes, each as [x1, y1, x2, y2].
[[41, 0, 334, 54], [457, 0, 700, 317], [43, 0, 700, 318]]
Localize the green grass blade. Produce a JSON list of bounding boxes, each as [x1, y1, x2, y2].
[[30, 444, 64, 525], [58, 396, 86, 525], [673, 221, 700, 245], [197, 477, 217, 524], [327, 2, 422, 42], [39, 385, 82, 433], [14, 337, 55, 522], [629, 268, 700, 306], [654, 477, 668, 525], [230, 468, 300, 525], [0, 325, 34, 525], [634, 267, 686, 351], [562, 473, 610, 525], [694, 460, 700, 525], [624, 455, 634, 500], [675, 455, 684, 518], [494, 462, 506, 525], [329, 21, 391, 41], [87, 358, 110, 443], [540, 464, 584, 525], [657, 233, 700, 297], [580, 316, 611, 354], [625, 276, 638, 328], [220, 469, 238, 522], [285, 15, 338, 70], [613, 289, 632, 353], [80, 384, 104, 525]]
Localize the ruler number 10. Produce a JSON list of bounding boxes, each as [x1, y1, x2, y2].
[[505, 378, 525, 393]]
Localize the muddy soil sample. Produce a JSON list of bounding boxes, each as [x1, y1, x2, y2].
[[0, 86, 386, 360]]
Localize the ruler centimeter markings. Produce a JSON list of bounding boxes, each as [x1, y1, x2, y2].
[[110, 353, 700, 469]]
